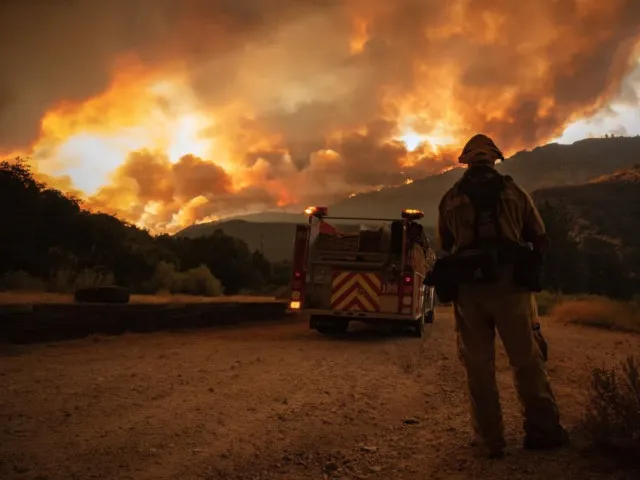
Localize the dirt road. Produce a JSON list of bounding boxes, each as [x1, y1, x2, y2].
[[1, 309, 638, 480]]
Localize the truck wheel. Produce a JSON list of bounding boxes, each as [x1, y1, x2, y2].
[[425, 310, 435, 324], [316, 319, 349, 335], [410, 317, 424, 338], [425, 287, 436, 310]]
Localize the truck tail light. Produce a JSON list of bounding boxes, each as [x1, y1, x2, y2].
[[289, 300, 301, 310]]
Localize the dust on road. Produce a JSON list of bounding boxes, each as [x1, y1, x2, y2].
[[1, 309, 638, 480]]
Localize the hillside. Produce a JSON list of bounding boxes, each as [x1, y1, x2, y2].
[[206, 136, 640, 226], [211, 211, 306, 224], [533, 165, 640, 246], [533, 165, 640, 298], [329, 136, 640, 224]]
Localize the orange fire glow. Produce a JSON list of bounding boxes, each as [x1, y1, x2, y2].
[[2, 1, 639, 233]]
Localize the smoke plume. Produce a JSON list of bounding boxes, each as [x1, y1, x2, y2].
[[2, 0, 639, 231]]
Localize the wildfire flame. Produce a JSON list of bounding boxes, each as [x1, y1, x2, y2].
[[349, 17, 370, 54]]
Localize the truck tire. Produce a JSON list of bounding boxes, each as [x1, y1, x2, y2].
[[424, 286, 436, 310], [316, 319, 349, 335], [425, 310, 435, 324], [410, 316, 425, 338], [74, 286, 130, 304]]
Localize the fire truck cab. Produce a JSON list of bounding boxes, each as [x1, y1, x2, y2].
[[287, 206, 437, 337]]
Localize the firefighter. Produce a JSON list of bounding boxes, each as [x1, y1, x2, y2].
[[436, 134, 569, 458]]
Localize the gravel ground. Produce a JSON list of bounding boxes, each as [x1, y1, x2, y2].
[[1, 308, 639, 480]]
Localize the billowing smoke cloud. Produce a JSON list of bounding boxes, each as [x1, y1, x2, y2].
[[86, 151, 278, 229], [1, 0, 640, 231]]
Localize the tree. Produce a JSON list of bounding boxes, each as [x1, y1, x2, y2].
[[0, 158, 276, 295], [538, 201, 585, 293], [582, 237, 633, 300], [269, 260, 293, 286], [167, 231, 262, 294]]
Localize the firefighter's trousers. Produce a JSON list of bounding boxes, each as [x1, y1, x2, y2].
[[453, 267, 563, 451]]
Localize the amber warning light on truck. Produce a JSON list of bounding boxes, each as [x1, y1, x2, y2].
[[401, 209, 424, 221], [304, 206, 328, 218]]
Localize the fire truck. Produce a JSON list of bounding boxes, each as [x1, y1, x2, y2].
[[287, 206, 437, 337]]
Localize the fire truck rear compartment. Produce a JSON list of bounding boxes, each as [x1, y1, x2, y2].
[[287, 208, 436, 336]]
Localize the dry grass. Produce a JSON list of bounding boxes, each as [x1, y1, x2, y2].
[[549, 296, 640, 333], [582, 356, 640, 459], [535, 291, 564, 316], [0, 291, 281, 305], [143, 262, 223, 297]]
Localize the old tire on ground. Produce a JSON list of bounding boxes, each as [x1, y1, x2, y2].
[[74, 286, 130, 304]]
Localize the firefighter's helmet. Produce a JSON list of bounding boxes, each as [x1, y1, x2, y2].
[[458, 134, 504, 165]]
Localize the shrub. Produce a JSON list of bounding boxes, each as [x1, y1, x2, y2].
[[0, 268, 115, 294], [582, 356, 640, 457], [174, 265, 223, 297], [535, 291, 563, 316], [48, 268, 115, 293], [74, 268, 115, 290], [148, 261, 175, 293], [272, 284, 290, 299], [146, 261, 222, 297], [49, 268, 77, 293], [550, 296, 640, 333], [0, 270, 47, 291]]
